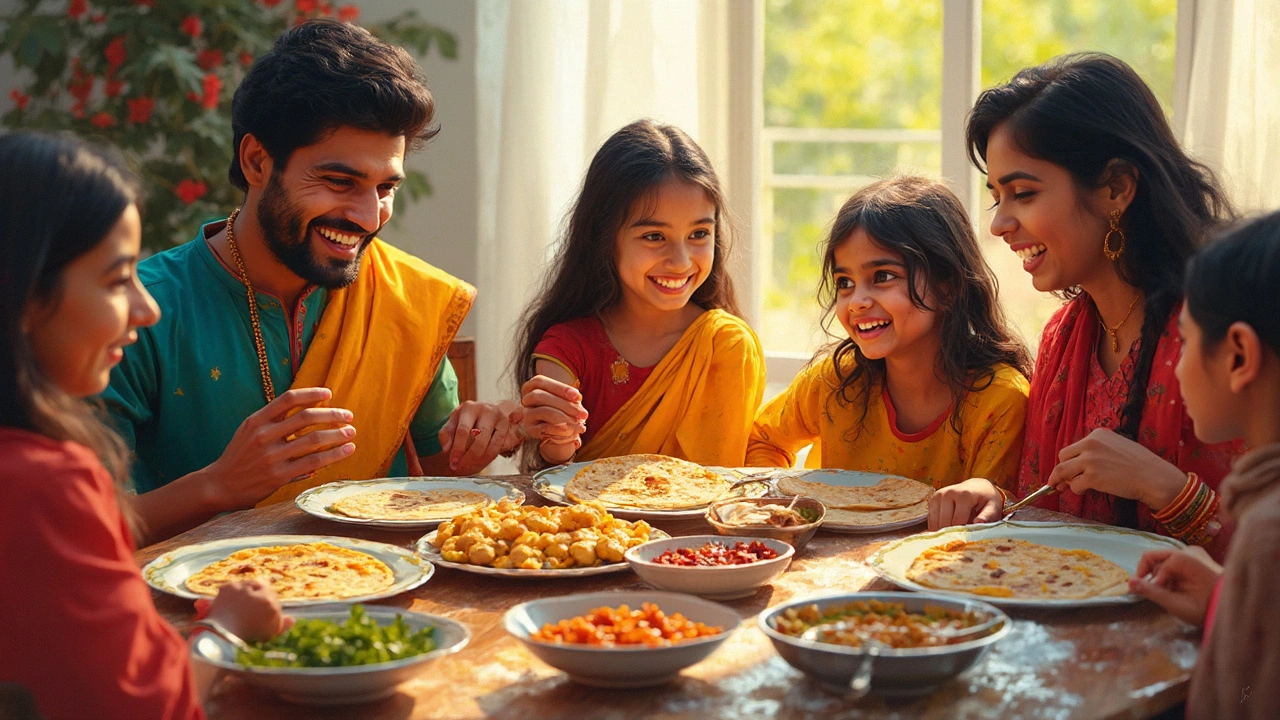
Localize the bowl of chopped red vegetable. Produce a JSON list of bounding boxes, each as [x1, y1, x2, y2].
[[624, 535, 795, 600], [502, 590, 741, 687]]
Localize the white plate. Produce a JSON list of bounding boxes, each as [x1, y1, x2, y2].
[[143, 534, 432, 607], [532, 461, 764, 520], [867, 520, 1185, 607], [415, 528, 670, 578], [191, 606, 469, 705], [295, 477, 525, 530], [503, 590, 740, 687], [771, 469, 931, 534]]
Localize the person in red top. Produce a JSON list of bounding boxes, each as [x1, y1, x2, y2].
[[932, 53, 1240, 561], [0, 132, 290, 720]]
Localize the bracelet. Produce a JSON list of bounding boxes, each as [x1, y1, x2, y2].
[[1152, 472, 1221, 546], [1153, 472, 1198, 524]]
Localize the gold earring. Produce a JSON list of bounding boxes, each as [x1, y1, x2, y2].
[[1103, 209, 1126, 261]]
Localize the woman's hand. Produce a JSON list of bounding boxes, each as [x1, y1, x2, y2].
[[520, 375, 588, 446], [928, 478, 1004, 530], [1128, 546, 1223, 625], [438, 400, 524, 474], [1046, 428, 1188, 510], [199, 579, 293, 642]]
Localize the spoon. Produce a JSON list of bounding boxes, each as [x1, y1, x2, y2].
[[799, 623, 885, 700], [991, 484, 1057, 525], [191, 618, 297, 663]]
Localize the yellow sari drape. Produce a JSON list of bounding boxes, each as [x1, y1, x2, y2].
[[577, 309, 765, 466], [257, 240, 475, 505]]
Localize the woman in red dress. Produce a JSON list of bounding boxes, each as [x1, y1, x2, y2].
[[931, 53, 1239, 560], [0, 133, 289, 720]]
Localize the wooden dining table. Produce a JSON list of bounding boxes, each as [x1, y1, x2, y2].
[[136, 475, 1198, 720]]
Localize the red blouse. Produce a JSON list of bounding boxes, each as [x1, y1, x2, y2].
[[1018, 297, 1240, 560], [0, 428, 204, 720], [533, 316, 655, 447]]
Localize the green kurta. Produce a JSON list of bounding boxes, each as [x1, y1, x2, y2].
[[102, 222, 458, 494]]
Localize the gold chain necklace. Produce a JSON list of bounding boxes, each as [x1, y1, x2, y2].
[[224, 208, 276, 403], [1099, 293, 1143, 354]]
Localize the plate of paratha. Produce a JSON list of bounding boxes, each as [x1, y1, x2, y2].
[[295, 477, 525, 529], [532, 454, 765, 519], [772, 469, 934, 533], [142, 534, 432, 607], [867, 521, 1186, 607]]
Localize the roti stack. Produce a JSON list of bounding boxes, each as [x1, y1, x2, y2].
[[184, 541, 396, 600], [329, 488, 493, 521], [777, 474, 932, 527], [905, 538, 1130, 600], [565, 454, 731, 511]]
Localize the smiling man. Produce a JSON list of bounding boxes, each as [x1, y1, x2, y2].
[[104, 19, 520, 543]]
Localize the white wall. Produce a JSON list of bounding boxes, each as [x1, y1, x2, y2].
[[364, 1, 482, 345]]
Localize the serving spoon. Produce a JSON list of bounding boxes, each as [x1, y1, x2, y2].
[[798, 623, 885, 700]]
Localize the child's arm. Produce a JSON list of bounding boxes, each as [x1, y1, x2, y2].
[[1128, 547, 1222, 626], [520, 360, 588, 465], [745, 369, 820, 467], [929, 372, 1028, 529]]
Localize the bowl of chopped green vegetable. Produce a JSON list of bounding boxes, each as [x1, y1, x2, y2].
[[190, 604, 469, 705]]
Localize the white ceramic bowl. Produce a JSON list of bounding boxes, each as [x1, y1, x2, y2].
[[190, 605, 469, 705], [624, 535, 795, 600], [503, 590, 741, 688]]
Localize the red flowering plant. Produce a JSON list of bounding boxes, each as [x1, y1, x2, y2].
[[2, 0, 456, 251]]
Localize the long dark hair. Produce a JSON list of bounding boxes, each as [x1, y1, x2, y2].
[[819, 175, 1031, 435], [1186, 211, 1280, 356], [0, 132, 137, 490], [512, 119, 740, 468], [966, 52, 1233, 440]]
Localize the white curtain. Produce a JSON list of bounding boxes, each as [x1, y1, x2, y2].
[[473, 0, 746, 403], [1177, 0, 1280, 213]]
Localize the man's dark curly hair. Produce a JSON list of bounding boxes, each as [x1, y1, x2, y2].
[[228, 18, 438, 190]]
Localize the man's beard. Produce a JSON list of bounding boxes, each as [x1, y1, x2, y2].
[[256, 172, 376, 289]]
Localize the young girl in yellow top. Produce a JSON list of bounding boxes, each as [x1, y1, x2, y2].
[[747, 176, 1031, 501], [514, 120, 765, 469]]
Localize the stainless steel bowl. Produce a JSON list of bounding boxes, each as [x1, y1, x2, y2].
[[704, 496, 825, 551], [758, 591, 1010, 697]]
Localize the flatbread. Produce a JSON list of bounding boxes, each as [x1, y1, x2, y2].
[[565, 454, 731, 510], [777, 474, 931, 510], [329, 488, 493, 521], [825, 498, 931, 526], [184, 542, 395, 600], [904, 538, 1130, 600]]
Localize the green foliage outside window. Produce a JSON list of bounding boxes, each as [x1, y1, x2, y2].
[[762, 0, 1176, 354], [1, 0, 456, 252]]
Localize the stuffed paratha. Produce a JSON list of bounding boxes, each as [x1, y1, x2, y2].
[[824, 498, 931, 526], [184, 542, 395, 600], [905, 538, 1130, 600], [329, 488, 492, 521], [565, 454, 731, 510], [777, 474, 931, 510]]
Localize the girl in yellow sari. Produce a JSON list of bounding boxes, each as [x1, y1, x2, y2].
[[513, 120, 764, 469]]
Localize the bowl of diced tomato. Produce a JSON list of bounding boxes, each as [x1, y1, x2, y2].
[[624, 535, 795, 600], [502, 590, 741, 688]]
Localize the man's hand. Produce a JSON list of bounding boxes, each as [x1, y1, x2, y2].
[[1128, 546, 1223, 625], [438, 400, 523, 474], [928, 478, 1004, 530], [203, 387, 355, 510]]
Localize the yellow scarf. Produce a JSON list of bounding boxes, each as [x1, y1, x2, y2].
[[578, 309, 765, 466], [257, 240, 474, 505]]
